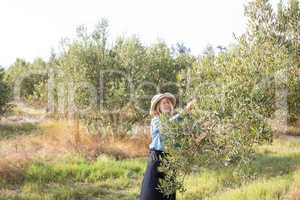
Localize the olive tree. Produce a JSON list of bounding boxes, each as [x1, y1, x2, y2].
[[157, 0, 300, 195]]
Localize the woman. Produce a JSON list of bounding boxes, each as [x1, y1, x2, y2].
[[139, 92, 196, 200]]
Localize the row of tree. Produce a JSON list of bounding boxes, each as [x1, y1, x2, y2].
[[3, 19, 196, 134]]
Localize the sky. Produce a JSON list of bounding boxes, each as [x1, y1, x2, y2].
[[0, 0, 281, 68]]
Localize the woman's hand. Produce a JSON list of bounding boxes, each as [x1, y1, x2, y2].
[[184, 98, 197, 113]]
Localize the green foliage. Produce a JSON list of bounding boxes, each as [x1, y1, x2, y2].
[[156, 0, 300, 195], [4, 58, 48, 105], [25, 157, 144, 184], [0, 67, 11, 116], [52, 19, 194, 135], [0, 123, 39, 139]]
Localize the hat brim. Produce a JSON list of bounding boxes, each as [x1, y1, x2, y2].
[[150, 93, 176, 115]]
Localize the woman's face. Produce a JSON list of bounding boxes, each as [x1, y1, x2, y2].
[[157, 98, 173, 114]]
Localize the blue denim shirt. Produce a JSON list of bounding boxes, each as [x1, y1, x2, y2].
[[149, 113, 183, 151]]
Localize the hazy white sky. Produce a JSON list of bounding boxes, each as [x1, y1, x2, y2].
[[0, 0, 280, 68]]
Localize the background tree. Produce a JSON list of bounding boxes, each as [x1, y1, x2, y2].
[[0, 67, 11, 116]]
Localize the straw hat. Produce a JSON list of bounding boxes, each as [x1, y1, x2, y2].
[[149, 92, 176, 116]]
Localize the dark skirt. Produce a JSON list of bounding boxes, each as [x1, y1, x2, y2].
[[139, 148, 176, 200]]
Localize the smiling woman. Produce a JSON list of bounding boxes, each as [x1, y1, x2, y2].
[[139, 92, 196, 200]]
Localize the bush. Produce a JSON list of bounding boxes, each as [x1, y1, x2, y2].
[[157, 8, 300, 195], [0, 67, 11, 116]]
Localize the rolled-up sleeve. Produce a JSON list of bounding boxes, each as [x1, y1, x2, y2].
[[149, 117, 165, 151], [169, 113, 184, 122]]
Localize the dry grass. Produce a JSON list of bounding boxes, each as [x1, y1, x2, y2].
[[1, 119, 150, 159], [287, 126, 300, 137], [282, 171, 300, 200], [286, 118, 300, 136], [282, 184, 300, 200], [0, 118, 150, 184], [292, 118, 300, 128], [0, 155, 32, 184], [276, 118, 300, 137]]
